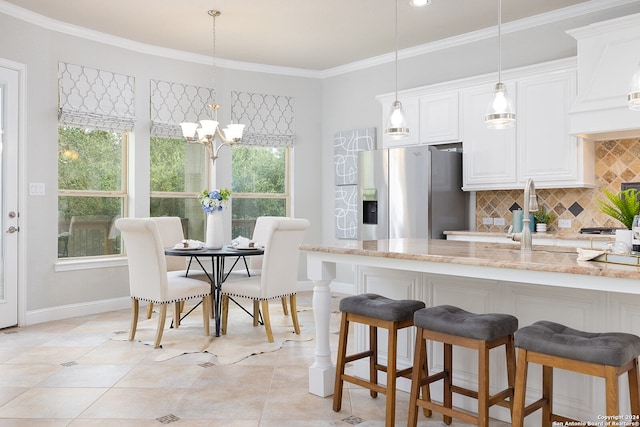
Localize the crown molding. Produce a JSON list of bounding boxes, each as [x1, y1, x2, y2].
[[0, 0, 637, 79]]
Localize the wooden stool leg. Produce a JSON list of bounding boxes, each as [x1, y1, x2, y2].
[[408, 328, 425, 427], [333, 312, 349, 412], [421, 337, 432, 418], [385, 323, 398, 427], [443, 342, 453, 425], [629, 358, 640, 415], [478, 341, 490, 427], [505, 334, 517, 415], [370, 325, 379, 398], [512, 348, 528, 427], [542, 365, 553, 427], [605, 365, 620, 416]]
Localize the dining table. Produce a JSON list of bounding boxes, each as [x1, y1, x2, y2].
[[164, 245, 264, 337]]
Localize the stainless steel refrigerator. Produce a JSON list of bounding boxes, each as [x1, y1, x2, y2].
[[358, 145, 468, 240]]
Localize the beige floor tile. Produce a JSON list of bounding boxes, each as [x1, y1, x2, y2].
[[0, 364, 61, 387], [4, 346, 94, 365], [79, 387, 190, 419], [38, 364, 134, 388], [115, 363, 205, 388], [0, 387, 107, 418]]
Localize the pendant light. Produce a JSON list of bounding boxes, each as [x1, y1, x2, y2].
[[628, 61, 640, 110], [485, 0, 516, 129], [385, 0, 409, 139]]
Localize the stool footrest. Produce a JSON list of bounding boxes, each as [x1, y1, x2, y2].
[[551, 414, 579, 424], [340, 373, 386, 395], [449, 384, 513, 408], [416, 399, 477, 425], [344, 350, 374, 364], [523, 397, 547, 417]]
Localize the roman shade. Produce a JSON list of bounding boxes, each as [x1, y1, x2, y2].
[[149, 79, 215, 138], [231, 91, 295, 147], [58, 62, 135, 132]]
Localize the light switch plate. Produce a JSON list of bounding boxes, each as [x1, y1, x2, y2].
[[558, 219, 572, 228], [482, 217, 493, 225], [494, 217, 505, 226], [29, 183, 45, 196]]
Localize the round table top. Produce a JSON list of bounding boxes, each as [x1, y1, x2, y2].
[[164, 245, 264, 257]]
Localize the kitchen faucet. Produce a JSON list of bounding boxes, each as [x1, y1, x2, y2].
[[507, 178, 538, 252]]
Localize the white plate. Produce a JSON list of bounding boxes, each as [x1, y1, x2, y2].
[[171, 246, 203, 251], [235, 246, 259, 250]]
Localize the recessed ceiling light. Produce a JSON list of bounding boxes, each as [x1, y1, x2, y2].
[[409, 0, 431, 6]]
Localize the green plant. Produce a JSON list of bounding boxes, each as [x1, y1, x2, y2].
[[533, 205, 554, 225], [597, 188, 640, 230]]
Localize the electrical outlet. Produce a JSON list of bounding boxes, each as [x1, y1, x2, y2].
[[558, 219, 572, 228], [494, 217, 505, 226], [482, 217, 493, 225]]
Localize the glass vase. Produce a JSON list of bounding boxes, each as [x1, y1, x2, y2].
[[205, 211, 224, 249]]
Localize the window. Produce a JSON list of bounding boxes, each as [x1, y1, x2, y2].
[[149, 137, 207, 240], [231, 146, 290, 238], [58, 127, 127, 258]]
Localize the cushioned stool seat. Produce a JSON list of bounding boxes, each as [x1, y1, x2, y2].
[[512, 321, 640, 426], [408, 305, 518, 427], [333, 293, 426, 427]]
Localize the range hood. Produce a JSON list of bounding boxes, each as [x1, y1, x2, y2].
[[568, 13, 640, 141]]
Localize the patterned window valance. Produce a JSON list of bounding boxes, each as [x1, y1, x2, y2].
[[58, 62, 135, 132], [231, 91, 295, 147], [149, 79, 215, 138]]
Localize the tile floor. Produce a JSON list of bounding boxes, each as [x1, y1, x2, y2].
[[0, 292, 510, 426]]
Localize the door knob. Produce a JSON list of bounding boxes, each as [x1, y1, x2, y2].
[[6, 226, 18, 233]]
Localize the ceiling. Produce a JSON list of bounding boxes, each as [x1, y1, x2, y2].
[[1, 0, 635, 71]]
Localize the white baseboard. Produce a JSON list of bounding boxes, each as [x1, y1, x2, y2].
[[25, 297, 131, 325]]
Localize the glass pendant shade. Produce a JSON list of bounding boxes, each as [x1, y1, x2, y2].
[[223, 123, 246, 141], [409, 0, 431, 6], [385, 100, 409, 138], [628, 63, 640, 111], [180, 122, 198, 139], [199, 120, 219, 137], [485, 82, 516, 129]]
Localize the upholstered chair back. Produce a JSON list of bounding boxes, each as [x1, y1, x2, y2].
[[259, 218, 309, 299], [149, 216, 185, 272], [249, 216, 285, 272], [115, 218, 169, 302]]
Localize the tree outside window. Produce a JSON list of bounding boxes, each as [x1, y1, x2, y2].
[[57, 127, 126, 258], [231, 146, 289, 238]]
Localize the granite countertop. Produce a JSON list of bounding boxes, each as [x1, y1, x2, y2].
[[300, 238, 640, 280]]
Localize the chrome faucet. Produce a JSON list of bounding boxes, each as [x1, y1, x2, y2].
[[507, 178, 538, 252]]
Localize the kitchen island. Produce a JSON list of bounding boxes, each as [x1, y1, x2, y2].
[[302, 238, 640, 423]]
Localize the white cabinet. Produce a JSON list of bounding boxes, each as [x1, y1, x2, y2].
[[462, 66, 595, 191], [419, 91, 460, 144], [462, 81, 518, 189], [380, 96, 419, 148]]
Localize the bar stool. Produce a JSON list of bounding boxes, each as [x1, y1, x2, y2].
[[408, 305, 518, 427], [512, 321, 640, 426], [333, 293, 426, 427]]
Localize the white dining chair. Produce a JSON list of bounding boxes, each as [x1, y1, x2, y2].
[[220, 217, 309, 342], [116, 218, 212, 348]]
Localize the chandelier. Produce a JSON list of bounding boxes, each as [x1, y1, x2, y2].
[[384, 0, 409, 139], [180, 10, 245, 163]]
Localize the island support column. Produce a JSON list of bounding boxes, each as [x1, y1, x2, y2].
[[307, 253, 336, 397]]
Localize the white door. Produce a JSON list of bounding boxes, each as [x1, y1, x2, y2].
[[0, 66, 19, 328]]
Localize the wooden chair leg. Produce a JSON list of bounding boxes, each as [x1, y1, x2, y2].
[[512, 348, 528, 427], [253, 300, 260, 326], [370, 325, 379, 398], [478, 342, 490, 427], [221, 295, 229, 335], [202, 295, 210, 336], [605, 365, 620, 416], [408, 329, 426, 427], [629, 358, 640, 415], [385, 323, 398, 427], [146, 302, 153, 319], [333, 312, 349, 412], [129, 298, 139, 341], [443, 343, 453, 425], [174, 302, 181, 328], [154, 303, 167, 349], [542, 365, 553, 427], [281, 296, 289, 315], [262, 300, 274, 342], [289, 294, 301, 335]]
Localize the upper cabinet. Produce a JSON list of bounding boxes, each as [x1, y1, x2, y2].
[[568, 13, 640, 140], [378, 58, 595, 191], [463, 64, 595, 190], [378, 90, 459, 148]]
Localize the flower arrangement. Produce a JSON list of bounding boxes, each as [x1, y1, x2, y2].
[[199, 188, 231, 213]]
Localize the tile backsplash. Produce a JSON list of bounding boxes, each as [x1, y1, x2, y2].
[[475, 138, 640, 234]]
